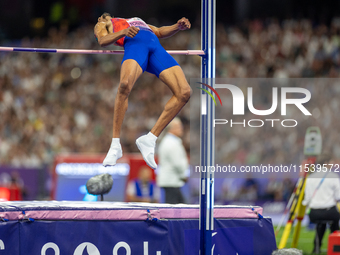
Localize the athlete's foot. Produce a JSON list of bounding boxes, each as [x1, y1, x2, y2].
[[136, 132, 157, 169], [103, 138, 123, 167]]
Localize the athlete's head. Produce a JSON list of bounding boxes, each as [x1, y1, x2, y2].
[[98, 12, 112, 23], [94, 12, 112, 42]]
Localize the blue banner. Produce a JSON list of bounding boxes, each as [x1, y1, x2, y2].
[[0, 218, 276, 255]]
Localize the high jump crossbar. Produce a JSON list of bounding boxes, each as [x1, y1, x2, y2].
[[0, 46, 205, 56]]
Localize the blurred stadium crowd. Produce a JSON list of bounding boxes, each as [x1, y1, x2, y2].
[[1, 17, 340, 170]]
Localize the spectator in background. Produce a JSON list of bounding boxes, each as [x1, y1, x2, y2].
[[303, 153, 340, 254], [9, 171, 25, 200], [236, 176, 259, 202], [264, 178, 284, 201], [126, 166, 159, 203], [0, 172, 25, 201], [157, 117, 188, 204], [282, 178, 295, 201], [222, 178, 241, 202], [0, 172, 11, 201]]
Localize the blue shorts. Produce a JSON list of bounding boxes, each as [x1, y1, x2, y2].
[[122, 30, 179, 77]]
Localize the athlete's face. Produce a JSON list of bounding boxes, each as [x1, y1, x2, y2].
[[98, 15, 111, 23]]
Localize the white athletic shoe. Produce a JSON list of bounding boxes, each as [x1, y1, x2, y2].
[[103, 143, 123, 167], [136, 134, 157, 169]]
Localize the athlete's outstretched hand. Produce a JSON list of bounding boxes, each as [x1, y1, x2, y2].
[[125, 26, 140, 38], [177, 18, 191, 30]]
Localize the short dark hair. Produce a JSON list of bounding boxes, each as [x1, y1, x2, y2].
[[101, 12, 111, 19]]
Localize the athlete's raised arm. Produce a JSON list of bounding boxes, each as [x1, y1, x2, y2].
[[148, 17, 191, 39], [94, 22, 140, 47]]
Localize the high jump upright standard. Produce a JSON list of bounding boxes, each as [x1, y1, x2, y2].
[[200, 0, 216, 254]]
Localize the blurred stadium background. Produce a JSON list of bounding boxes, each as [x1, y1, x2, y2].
[[1, 1, 340, 249]]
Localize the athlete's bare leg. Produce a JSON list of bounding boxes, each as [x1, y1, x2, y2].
[[136, 65, 191, 169], [152, 66, 191, 135], [113, 59, 143, 137], [103, 59, 143, 166]]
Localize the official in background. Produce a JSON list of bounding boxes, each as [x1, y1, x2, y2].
[[157, 117, 188, 204], [303, 153, 340, 254]]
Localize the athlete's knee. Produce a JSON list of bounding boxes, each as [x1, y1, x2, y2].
[[118, 78, 132, 96], [178, 85, 191, 103]]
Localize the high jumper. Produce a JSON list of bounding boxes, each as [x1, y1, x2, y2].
[[93, 13, 192, 169]]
